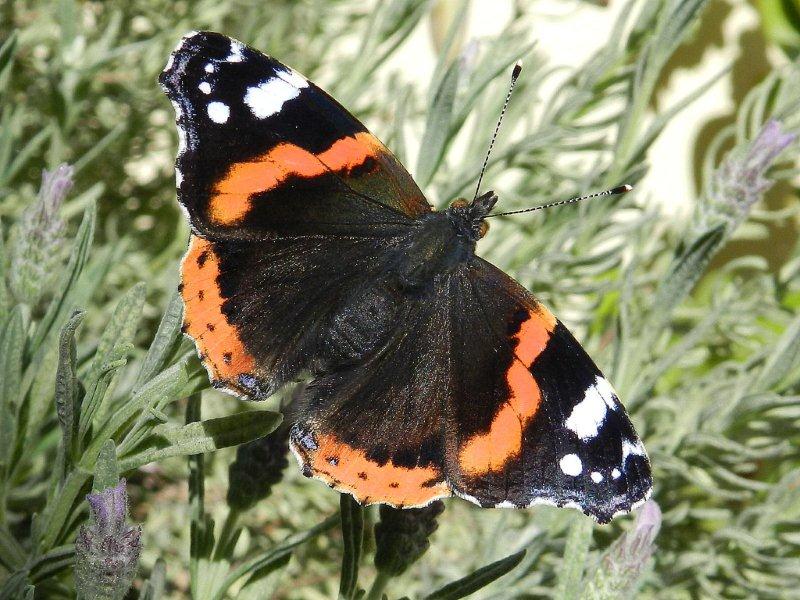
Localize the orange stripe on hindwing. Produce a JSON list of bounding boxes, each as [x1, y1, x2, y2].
[[292, 432, 451, 507], [458, 306, 557, 476], [180, 235, 255, 382], [209, 132, 382, 225]]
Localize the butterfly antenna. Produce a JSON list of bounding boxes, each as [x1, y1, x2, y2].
[[486, 184, 633, 218], [472, 61, 523, 202]]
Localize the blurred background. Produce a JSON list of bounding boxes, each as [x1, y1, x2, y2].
[[1, 1, 800, 599]]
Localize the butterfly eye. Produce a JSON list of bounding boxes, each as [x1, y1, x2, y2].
[[478, 220, 489, 238], [450, 198, 469, 209]]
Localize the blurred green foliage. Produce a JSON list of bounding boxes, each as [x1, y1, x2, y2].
[[0, 0, 799, 598]]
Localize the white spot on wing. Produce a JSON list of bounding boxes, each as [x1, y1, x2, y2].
[[244, 77, 303, 119], [177, 126, 187, 153], [565, 385, 607, 440], [205, 63, 215, 73], [559, 454, 582, 477], [276, 67, 309, 89], [207, 101, 230, 124], [495, 500, 516, 508], [226, 40, 244, 62], [591, 471, 603, 483], [454, 490, 482, 507], [594, 377, 619, 410], [612, 468, 622, 479], [198, 82, 211, 94], [621, 439, 646, 462]]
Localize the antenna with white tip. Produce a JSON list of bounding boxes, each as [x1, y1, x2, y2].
[[472, 61, 522, 202], [485, 184, 633, 218]]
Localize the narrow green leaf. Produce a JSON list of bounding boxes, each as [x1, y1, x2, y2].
[[138, 559, 167, 600], [135, 287, 183, 389], [0, 31, 18, 83], [416, 60, 460, 188], [555, 516, 594, 600], [424, 549, 527, 600], [88, 282, 146, 377], [83, 358, 191, 466], [0, 570, 28, 599], [211, 514, 339, 600], [427, 0, 470, 105], [31, 201, 96, 353], [237, 553, 291, 600], [0, 218, 8, 321], [754, 312, 800, 391], [339, 494, 364, 600], [79, 282, 146, 436], [0, 306, 25, 472], [118, 410, 283, 471], [92, 439, 119, 493], [650, 224, 726, 329], [54, 310, 84, 462], [0, 525, 26, 571]]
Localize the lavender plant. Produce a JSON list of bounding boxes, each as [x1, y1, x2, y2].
[[0, 0, 799, 598]]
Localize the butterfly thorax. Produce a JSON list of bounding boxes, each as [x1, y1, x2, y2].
[[394, 192, 498, 290]]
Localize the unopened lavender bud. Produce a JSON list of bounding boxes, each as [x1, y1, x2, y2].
[[585, 500, 662, 600], [374, 500, 445, 576], [75, 479, 142, 600], [9, 164, 72, 306], [227, 422, 291, 512], [711, 119, 796, 222]]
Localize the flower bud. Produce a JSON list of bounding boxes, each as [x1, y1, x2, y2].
[[373, 500, 445, 576], [585, 500, 662, 599], [74, 479, 142, 600], [9, 164, 71, 306], [227, 422, 291, 512], [711, 119, 795, 221]]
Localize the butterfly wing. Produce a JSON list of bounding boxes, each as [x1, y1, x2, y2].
[[290, 258, 651, 522], [451, 258, 652, 522], [161, 32, 430, 396], [160, 31, 430, 241]]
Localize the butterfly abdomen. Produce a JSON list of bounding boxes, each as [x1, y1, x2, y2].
[[317, 282, 400, 369]]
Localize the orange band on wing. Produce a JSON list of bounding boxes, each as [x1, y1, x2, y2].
[[181, 235, 255, 381], [293, 432, 451, 508], [209, 132, 382, 224], [458, 307, 557, 476]]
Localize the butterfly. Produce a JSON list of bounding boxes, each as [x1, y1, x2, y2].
[[160, 31, 652, 523]]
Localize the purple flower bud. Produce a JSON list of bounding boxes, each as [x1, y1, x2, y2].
[[585, 500, 662, 599], [712, 119, 796, 220], [9, 163, 72, 306], [75, 479, 142, 600]]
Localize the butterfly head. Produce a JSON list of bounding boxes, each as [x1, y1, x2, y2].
[[447, 191, 497, 241]]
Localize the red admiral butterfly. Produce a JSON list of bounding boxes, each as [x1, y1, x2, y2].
[[160, 32, 652, 523]]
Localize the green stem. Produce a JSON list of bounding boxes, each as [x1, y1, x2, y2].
[[212, 508, 241, 561], [365, 570, 392, 600], [187, 394, 204, 598]]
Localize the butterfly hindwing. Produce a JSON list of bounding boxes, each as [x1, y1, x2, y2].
[[160, 31, 430, 241], [290, 260, 651, 522]]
